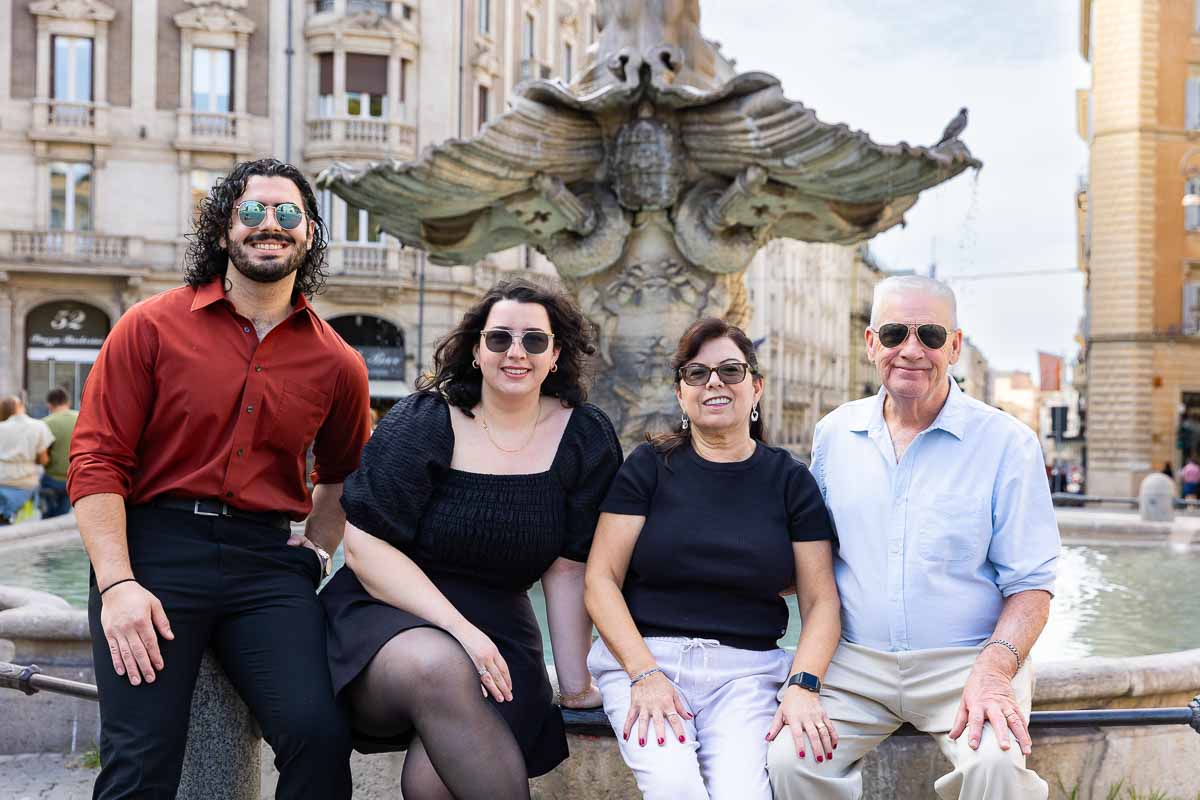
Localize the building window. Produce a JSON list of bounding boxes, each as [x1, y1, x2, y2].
[[193, 47, 233, 113], [346, 53, 388, 118], [317, 189, 335, 232], [477, 85, 489, 130], [190, 170, 223, 221], [1185, 282, 1200, 335], [49, 163, 93, 232], [345, 202, 382, 244], [53, 36, 93, 103], [1188, 179, 1200, 232], [523, 13, 536, 60], [563, 43, 573, 82], [478, 0, 490, 34], [1188, 77, 1200, 130], [348, 0, 390, 13]]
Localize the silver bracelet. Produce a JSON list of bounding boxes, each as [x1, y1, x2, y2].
[[629, 667, 663, 686], [983, 638, 1022, 671]]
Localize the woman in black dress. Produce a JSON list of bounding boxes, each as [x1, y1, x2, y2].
[[320, 279, 622, 799]]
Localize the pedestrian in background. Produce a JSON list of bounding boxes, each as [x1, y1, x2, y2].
[[0, 395, 54, 524], [40, 387, 77, 518], [1181, 457, 1200, 500]]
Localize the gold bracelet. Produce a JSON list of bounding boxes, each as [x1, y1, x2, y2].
[[558, 684, 595, 704]]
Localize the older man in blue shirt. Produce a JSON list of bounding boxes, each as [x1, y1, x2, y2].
[[767, 276, 1058, 800]]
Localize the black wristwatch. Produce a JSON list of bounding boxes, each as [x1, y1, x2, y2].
[[785, 672, 822, 693]]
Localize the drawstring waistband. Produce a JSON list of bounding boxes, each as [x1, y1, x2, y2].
[[670, 638, 721, 684]]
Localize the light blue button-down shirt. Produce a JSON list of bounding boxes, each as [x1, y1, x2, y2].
[[811, 379, 1059, 652]]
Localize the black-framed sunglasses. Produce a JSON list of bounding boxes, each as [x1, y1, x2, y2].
[[872, 322, 951, 350], [480, 329, 555, 355], [235, 200, 306, 230], [678, 361, 755, 387]]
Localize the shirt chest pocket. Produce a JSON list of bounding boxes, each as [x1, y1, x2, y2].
[[917, 493, 991, 563], [267, 379, 329, 456]]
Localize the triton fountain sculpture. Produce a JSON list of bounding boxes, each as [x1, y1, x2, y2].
[[320, 0, 980, 447]]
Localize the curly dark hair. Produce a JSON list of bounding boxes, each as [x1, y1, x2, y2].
[[649, 317, 767, 458], [184, 158, 329, 297], [417, 278, 595, 415]]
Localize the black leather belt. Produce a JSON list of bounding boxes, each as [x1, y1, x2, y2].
[[148, 497, 290, 531]]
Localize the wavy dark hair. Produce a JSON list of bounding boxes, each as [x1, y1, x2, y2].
[[184, 158, 329, 298], [649, 317, 767, 458], [417, 278, 595, 415]]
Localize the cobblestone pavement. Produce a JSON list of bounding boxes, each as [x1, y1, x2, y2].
[[0, 753, 96, 800]]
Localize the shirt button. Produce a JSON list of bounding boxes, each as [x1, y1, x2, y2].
[[255, 365, 263, 372], [237, 448, 245, 457], [243, 326, 251, 334], [246, 405, 254, 413], [225, 491, 233, 498]]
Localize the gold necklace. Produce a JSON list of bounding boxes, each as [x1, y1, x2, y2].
[[477, 405, 541, 454]]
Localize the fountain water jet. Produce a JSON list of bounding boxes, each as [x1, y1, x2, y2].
[[320, 0, 980, 446]]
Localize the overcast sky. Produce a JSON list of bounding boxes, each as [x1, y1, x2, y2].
[[701, 1, 1091, 377]]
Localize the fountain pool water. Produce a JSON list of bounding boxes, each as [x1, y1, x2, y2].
[[0, 537, 1195, 662]]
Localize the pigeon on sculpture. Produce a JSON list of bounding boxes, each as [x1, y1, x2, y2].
[[935, 107, 968, 147]]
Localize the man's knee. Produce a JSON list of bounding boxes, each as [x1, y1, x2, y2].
[[267, 701, 351, 758], [767, 729, 816, 778]]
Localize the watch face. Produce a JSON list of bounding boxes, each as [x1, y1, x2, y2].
[[791, 672, 820, 692]]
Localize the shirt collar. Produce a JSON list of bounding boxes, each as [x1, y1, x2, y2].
[[852, 378, 966, 440], [189, 279, 315, 320]]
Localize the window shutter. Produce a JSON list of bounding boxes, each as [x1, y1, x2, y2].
[[319, 53, 333, 96], [1188, 78, 1200, 130], [1184, 283, 1200, 335], [346, 53, 388, 97]]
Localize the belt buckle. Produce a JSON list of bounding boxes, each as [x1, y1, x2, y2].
[[193, 500, 230, 518]]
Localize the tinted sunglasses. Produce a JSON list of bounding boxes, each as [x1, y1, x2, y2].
[[678, 362, 754, 386], [873, 323, 950, 350], [480, 329, 554, 355], [236, 200, 306, 230]]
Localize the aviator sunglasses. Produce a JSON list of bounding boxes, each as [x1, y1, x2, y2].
[[235, 200, 306, 230], [678, 362, 755, 387], [480, 329, 555, 355], [872, 323, 951, 350]]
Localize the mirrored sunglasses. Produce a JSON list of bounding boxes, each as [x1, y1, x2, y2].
[[236, 200, 306, 230]]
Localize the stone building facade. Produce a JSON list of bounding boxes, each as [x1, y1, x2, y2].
[[1077, 0, 1200, 494], [0, 0, 593, 414], [953, 335, 993, 406]]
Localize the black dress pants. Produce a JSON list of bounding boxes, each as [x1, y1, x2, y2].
[[88, 507, 352, 800]]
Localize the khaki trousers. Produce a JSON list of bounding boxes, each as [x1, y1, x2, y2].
[[766, 641, 1048, 800]]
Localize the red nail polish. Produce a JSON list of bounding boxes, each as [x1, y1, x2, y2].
[[639, 738, 645, 747], [679, 736, 686, 743], [827, 753, 833, 760], [657, 737, 665, 746], [623, 733, 628, 741], [816, 755, 823, 763], [799, 751, 805, 758]]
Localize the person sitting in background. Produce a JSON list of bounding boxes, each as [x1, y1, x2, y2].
[[40, 387, 77, 518], [1181, 457, 1200, 500], [0, 395, 54, 524], [585, 318, 841, 800]]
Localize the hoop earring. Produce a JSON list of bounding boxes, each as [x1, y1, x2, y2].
[[471, 359, 479, 369], [223, 277, 233, 293], [550, 363, 558, 373], [681, 414, 689, 431], [751, 404, 760, 423]]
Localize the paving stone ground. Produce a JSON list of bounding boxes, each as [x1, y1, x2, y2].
[[0, 753, 97, 800]]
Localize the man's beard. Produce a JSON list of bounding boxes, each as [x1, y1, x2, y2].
[[227, 235, 307, 285]]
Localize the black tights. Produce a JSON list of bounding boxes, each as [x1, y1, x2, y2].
[[346, 627, 530, 800]]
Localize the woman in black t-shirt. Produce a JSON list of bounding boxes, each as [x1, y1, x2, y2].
[[584, 318, 842, 800]]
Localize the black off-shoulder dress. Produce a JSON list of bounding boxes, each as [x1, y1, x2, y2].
[[319, 391, 622, 777]]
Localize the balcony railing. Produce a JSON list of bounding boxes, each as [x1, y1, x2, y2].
[[304, 116, 417, 162], [175, 110, 250, 154], [327, 242, 419, 279], [29, 99, 110, 144], [0, 230, 143, 264]]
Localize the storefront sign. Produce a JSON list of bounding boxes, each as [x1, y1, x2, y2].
[[26, 302, 109, 349], [358, 346, 405, 380]]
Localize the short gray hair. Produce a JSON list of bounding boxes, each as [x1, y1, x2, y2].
[[870, 275, 958, 328]]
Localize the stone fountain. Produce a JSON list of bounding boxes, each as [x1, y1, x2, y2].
[[320, 0, 979, 447]]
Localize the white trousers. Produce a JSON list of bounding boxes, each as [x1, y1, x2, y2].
[[588, 636, 791, 800], [766, 640, 1049, 800]]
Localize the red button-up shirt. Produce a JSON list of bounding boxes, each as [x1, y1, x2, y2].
[[68, 281, 371, 520]]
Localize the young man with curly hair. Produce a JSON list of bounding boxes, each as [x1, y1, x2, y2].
[[68, 159, 371, 799]]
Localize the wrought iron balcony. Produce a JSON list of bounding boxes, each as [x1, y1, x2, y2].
[[28, 99, 110, 145], [175, 110, 251, 154], [304, 115, 417, 162]]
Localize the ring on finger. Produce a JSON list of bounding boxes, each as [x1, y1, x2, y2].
[[477, 665, 489, 677], [815, 723, 828, 730], [666, 712, 681, 719]]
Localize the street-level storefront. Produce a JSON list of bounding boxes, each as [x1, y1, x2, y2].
[[327, 314, 407, 418], [24, 300, 111, 414]]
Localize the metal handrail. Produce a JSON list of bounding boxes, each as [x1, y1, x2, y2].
[[6, 661, 1198, 738], [1051, 493, 1200, 510]]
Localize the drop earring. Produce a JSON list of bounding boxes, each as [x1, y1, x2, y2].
[[751, 404, 760, 422], [471, 359, 479, 369], [681, 414, 689, 431]]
